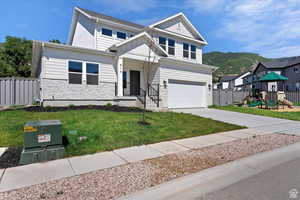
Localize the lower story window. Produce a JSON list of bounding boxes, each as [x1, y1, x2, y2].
[[86, 63, 99, 85], [68, 61, 82, 84]]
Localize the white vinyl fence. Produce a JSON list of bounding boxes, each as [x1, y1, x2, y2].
[[0, 78, 40, 106]]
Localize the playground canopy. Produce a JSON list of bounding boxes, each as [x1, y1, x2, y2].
[[259, 72, 288, 82]]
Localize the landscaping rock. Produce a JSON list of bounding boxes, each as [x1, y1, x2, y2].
[[1, 134, 299, 200]]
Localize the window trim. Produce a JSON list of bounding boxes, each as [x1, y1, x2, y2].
[[190, 45, 196, 60], [68, 60, 100, 85], [168, 38, 175, 56], [68, 60, 83, 85], [183, 43, 189, 59], [159, 37, 167, 51], [101, 27, 113, 37], [86, 62, 99, 85], [116, 31, 127, 40]]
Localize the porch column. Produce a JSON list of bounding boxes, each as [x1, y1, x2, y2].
[[116, 57, 123, 96]]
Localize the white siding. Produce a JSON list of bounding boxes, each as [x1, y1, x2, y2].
[[151, 33, 202, 64], [42, 47, 116, 83], [72, 13, 95, 49], [160, 61, 213, 106], [95, 23, 137, 51], [156, 18, 195, 38], [234, 72, 250, 88]]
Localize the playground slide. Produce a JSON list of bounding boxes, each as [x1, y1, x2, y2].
[[281, 99, 293, 108]]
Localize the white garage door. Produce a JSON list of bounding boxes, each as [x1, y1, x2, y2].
[[168, 80, 206, 108]]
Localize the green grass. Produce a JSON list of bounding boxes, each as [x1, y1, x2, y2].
[[0, 109, 242, 157], [211, 105, 300, 121]]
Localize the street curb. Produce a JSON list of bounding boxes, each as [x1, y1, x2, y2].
[[118, 142, 300, 200]]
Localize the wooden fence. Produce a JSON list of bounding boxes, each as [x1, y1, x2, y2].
[[0, 77, 40, 106], [213, 89, 300, 106]]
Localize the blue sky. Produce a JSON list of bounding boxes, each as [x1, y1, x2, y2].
[[1, 0, 300, 58]]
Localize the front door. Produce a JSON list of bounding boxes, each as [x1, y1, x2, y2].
[[130, 70, 140, 96]]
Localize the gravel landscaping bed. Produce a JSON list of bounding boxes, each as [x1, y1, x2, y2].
[[1, 133, 300, 200]]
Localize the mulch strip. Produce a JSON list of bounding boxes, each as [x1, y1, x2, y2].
[[0, 147, 22, 169], [2, 105, 150, 113]]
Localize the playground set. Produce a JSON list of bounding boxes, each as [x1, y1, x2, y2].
[[241, 72, 295, 111]]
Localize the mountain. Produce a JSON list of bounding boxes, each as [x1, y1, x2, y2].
[[203, 52, 272, 77]]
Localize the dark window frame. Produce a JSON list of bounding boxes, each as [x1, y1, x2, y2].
[[86, 63, 99, 85], [159, 37, 167, 50], [168, 39, 175, 56], [117, 31, 126, 39], [183, 43, 189, 58], [68, 61, 83, 84], [191, 45, 196, 59], [102, 28, 113, 37]]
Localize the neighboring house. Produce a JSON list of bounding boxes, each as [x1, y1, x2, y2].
[[251, 58, 300, 91], [216, 71, 251, 90], [233, 71, 251, 90], [217, 76, 237, 90], [32, 7, 216, 109]]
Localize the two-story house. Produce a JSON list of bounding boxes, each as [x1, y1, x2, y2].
[[251, 58, 300, 91], [31, 7, 216, 109]]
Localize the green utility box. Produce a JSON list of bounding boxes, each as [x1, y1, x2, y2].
[[19, 120, 65, 165]]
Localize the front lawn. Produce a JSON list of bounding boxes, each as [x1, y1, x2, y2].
[[211, 105, 300, 121], [0, 108, 242, 156]]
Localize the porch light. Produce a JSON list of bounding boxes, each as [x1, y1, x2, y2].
[[163, 80, 167, 89]]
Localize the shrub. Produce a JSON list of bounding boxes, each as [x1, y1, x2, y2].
[[106, 103, 112, 107]]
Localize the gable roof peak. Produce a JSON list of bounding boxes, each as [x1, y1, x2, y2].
[[148, 12, 207, 44]]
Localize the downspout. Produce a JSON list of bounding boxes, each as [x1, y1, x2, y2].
[[40, 42, 45, 107]]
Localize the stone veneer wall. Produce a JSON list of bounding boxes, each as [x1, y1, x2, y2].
[[41, 79, 136, 107]]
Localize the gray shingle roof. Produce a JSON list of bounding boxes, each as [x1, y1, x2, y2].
[[261, 56, 300, 69], [77, 7, 144, 29], [220, 75, 237, 82]]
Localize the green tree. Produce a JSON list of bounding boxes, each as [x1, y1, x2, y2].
[[0, 36, 32, 77], [49, 39, 61, 44]]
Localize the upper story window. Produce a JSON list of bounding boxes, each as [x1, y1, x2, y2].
[[183, 43, 189, 58], [168, 39, 175, 56], [69, 61, 82, 84], [159, 37, 167, 50], [86, 63, 99, 85], [102, 28, 112, 37], [117, 32, 126, 39], [191, 45, 196, 59]]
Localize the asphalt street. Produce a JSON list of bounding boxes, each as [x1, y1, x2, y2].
[[199, 157, 300, 200]]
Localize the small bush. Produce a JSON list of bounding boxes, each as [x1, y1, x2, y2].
[[68, 104, 75, 108], [106, 103, 112, 107], [87, 104, 94, 109], [45, 105, 51, 109]]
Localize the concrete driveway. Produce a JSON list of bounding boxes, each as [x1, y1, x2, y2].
[[173, 108, 300, 135]]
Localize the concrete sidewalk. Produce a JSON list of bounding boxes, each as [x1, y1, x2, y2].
[[0, 128, 258, 192], [118, 141, 300, 200]]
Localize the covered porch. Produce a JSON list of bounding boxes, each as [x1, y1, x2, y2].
[[111, 32, 167, 101]]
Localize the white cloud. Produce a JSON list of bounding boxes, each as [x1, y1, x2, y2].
[[91, 0, 157, 12], [216, 0, 300, 57], [185, 0, 225, 11], [134, 17, 162, 26]]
